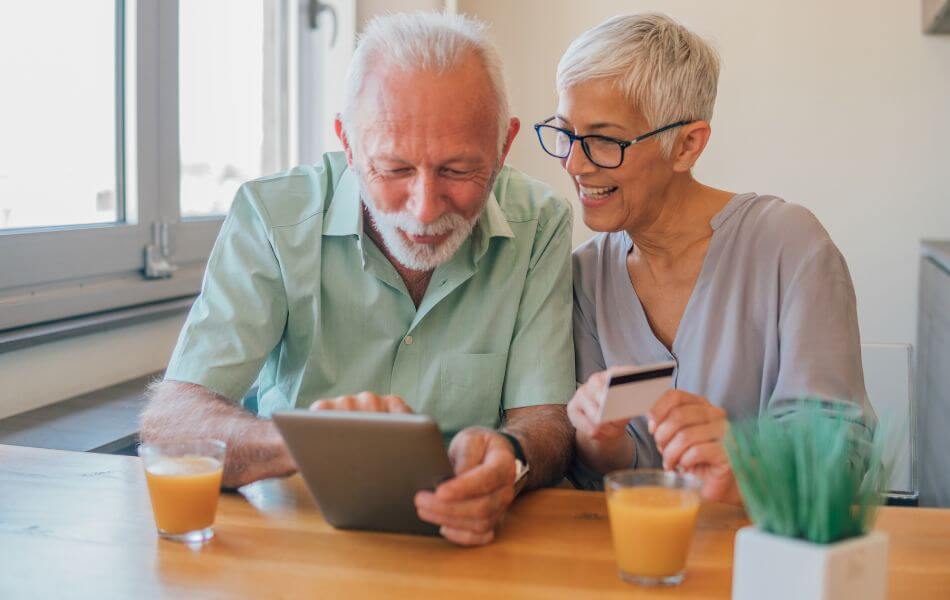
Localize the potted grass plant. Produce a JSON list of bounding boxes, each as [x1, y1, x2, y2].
[[726, 400, 889, 600]]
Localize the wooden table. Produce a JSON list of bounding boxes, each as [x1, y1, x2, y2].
[[2, 445, 949, 599]]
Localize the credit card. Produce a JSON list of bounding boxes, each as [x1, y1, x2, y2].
[[597, 361, 675, 423]]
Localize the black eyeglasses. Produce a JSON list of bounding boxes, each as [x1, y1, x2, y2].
[[533, 117, 694, 169]]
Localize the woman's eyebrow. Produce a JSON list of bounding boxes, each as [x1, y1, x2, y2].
[[586, 122, 628, 132], [553, 115, 628, 133]]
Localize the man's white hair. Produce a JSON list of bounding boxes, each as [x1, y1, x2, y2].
[[556, 13, 720, 156], [340, 11, 510, 153]]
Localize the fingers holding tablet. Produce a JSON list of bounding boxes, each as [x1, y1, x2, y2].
[[414, 428, 518, 546], [383, 395, 413, 414], [309, 392, 413, 414]]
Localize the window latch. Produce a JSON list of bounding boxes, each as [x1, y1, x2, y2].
[[144, 222, 177, 279], [308, 0, 338, 47]]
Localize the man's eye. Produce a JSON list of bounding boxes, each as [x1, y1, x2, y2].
[[443, 168, 470, 177], [385, 168, 412, 175]]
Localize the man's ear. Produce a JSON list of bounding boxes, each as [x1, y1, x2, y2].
[[672, 121, 711, 173], [499, 117, 521, 164], [334, 116, 355, 166]]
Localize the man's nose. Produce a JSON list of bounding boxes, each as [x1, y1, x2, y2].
[[408, 172, 446, 224], [563, 140, 597, 176]]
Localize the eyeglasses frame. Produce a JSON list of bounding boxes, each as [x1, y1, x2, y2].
[[533, 117, 695, 169]]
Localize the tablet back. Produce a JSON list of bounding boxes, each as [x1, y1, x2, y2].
[[272, 410, 453, 536]]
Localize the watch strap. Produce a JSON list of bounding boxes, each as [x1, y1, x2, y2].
[[498, 431, 527, 464]]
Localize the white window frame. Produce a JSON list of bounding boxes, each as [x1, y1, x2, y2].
[[0, 0, 344, 334]]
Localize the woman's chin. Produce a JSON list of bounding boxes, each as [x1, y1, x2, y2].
[[581, 209, 624, 233]]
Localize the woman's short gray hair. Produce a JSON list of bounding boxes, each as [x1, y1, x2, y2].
[[341, 11, 510, 153], [556, 13, 720, 156]]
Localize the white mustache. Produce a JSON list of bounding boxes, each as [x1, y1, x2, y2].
[[369, 208, 469, 237]]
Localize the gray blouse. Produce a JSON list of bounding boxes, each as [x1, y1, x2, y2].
[[572, 193, 870, 486]]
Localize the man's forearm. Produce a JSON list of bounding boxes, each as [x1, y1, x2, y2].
[[139, 381, 296, 488], [501, 405, 574, 490]]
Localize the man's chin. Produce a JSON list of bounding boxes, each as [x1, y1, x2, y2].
[[383, 221, 475, 271]]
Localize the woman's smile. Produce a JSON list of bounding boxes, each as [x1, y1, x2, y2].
[[577, 183, 619, 208]]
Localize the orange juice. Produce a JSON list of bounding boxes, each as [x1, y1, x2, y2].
[[607, 485, 700, 579], [144, 456, 223, 534]]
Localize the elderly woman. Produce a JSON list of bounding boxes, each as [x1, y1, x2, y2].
[[536, 13, 870, 502]]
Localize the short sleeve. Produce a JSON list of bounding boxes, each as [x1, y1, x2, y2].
[[771, 239, 870, 413], [164, 185, 288, 401], [501, 201, 576, 410]]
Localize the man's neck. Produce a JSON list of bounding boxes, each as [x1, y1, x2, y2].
[[363, 207, 434, 308]]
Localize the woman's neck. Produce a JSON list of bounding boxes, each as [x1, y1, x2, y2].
[[625, 175, 732, 265]]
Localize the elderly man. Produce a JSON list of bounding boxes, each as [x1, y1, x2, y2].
[[140, 12, 575, 546]]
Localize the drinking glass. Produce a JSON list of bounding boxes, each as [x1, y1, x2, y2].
[[604, 469, 702, 586], [139, 439, 227, 543]]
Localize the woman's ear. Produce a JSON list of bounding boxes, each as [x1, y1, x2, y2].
[[672, 121, 712, 173]]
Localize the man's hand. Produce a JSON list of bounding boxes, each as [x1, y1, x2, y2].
[[309, 392, 413, 413], [648, 390, 741, 505], [567, 369, 636, 475], [414, 427, 517, 546]]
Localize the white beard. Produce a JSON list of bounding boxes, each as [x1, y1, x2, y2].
[[360, 191, 481, 271]]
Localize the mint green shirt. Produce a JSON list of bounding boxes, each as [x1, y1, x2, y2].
[[165, 152, 575, 439]]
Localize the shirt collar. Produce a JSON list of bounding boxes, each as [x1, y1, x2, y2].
[[323, 168, 362, 237], [478, 192, 515, 240], [470, 192, 514, 263]]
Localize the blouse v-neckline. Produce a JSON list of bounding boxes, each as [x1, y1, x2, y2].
[[614, 193, 756, 358]]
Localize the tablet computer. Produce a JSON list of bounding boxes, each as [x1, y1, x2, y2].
[[272, 409, 454, 536]]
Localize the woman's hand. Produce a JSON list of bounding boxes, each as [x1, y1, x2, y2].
[[567, 369, 636, 475], [648, 390, 741, 504]]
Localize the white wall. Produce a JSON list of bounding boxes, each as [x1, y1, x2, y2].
[[460, 0, 950, 346], [356, 0, 443, 26]]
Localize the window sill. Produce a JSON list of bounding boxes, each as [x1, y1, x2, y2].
[[0, 371, 159, 453], [0, 296, 194, 355]]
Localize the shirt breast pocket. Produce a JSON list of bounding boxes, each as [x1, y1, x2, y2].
[[438, 352, 509, 434]]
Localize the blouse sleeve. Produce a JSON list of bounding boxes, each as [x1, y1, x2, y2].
[[770, 238, 869, 411]]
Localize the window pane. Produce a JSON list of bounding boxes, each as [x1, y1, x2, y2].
[[179, 0, 286, 218], [0, 1, 120, 230]]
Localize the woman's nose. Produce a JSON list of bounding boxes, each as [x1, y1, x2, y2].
[[563, 141, 597, 176]]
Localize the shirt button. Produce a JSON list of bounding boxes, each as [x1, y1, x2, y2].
[[404, 335, 414, 345]]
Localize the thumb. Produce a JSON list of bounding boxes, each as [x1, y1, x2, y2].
[[449, 430, 488, 476]]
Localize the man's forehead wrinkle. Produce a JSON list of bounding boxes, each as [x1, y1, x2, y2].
[[357, 54, 497, 117], [365, 141, 487, 167], [360, 111, 494, 159]]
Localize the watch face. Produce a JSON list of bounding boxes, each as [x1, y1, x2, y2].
[[514, 459, 530, 484]]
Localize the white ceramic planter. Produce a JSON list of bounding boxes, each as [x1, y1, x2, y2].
[[732, 526, 888, 600]]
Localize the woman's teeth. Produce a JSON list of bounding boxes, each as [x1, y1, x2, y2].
[[580, 185, 617, 199]]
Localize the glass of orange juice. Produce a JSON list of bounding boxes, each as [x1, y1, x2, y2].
[[138, 439, 226, 543], [604, 469, 702, 586]]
